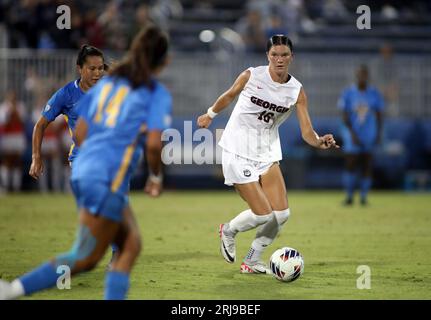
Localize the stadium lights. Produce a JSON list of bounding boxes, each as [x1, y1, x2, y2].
[[199, 30, 216, 43]]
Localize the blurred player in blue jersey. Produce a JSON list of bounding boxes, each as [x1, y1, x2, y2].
[[29, 44, 105, 178], [0, 25, 171, 300], [338, 65, 384, 206]]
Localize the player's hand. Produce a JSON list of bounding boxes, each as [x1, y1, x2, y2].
[[319, 134, 339, 149], [29, 156, 43, 179], [144, 177, 163, 198], [197, 113, 212, 128]]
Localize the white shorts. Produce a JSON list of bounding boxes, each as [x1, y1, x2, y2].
[[221, 149, 276, 186]]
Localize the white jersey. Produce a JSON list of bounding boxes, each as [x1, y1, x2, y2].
[[218, 66, 302, 162]]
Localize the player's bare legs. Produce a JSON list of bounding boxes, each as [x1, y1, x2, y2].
[[68, 209, 120, 274], [260, 164, 289, 211], [359, 153, 373, 205], [344, 154, 358, 205], [111, 205, 142, 273], [219, 181, 273, 272], [239, 164, 291, 273], [234, 182, 273, 215], [0, 209, 121, 300]]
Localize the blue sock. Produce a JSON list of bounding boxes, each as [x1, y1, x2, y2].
[[19, 262, 60, 295], [105, 271, 130, 300], [360, 177, 372, 201], [343, 171, 357, 200]]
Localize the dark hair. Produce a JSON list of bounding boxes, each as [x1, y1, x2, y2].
[[266, 34, 293, 53], [76, 44, 104, 67], [109, 24, 169, 88]]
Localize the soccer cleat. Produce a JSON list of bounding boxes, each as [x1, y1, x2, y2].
[[240, 261, 270, 274], [360, 198, 368, 206], [219, 224, 236, 263], [343, 197, 353, 206], [0, 280, 13, 300]]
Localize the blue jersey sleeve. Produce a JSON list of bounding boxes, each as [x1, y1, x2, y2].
[[42, 87, 68, 121], [337, 89, 350, 112], [147, 85, 172, 131], [373, 89, 385, 112]]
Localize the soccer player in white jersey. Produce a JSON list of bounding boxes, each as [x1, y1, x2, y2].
[[197, 35, 339, 274]]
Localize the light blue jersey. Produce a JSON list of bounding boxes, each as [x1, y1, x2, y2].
[[70, 76, 172, 221], [42, 79, 85, 162], [337, 84, 384, 153]]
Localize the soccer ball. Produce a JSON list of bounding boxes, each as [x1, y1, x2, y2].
[[269, 247, 304, 282]]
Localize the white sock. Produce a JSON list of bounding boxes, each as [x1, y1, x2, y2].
[[247, 214, 278, 263], [226, 209, 273, 235], [246, 209, 291, 263], [8, 279, 25, 299]]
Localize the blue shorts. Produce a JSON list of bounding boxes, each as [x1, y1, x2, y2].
[[70, 179, 128, 223], [340, 127, 375, 154]]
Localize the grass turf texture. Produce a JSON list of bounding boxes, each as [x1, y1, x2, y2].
[[0, 191, 430, 300]]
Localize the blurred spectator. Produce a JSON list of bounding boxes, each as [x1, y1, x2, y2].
[[151, 0, 183, 32], [127, 3, 152, 47], [235, 9, 266, 53], [374, 43, 400, 117], [4, 0, 40, 48], [276, 0, 314, 39], [0, 90, 27, 192], [265, 12, 287, 39], [98, 0, 128, 51], [83, 8, 105, 49], [321, 0, 349, 21]]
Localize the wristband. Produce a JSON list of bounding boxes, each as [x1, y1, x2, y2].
[[207, 107, 218, 119], [149, 172, 163, 184]]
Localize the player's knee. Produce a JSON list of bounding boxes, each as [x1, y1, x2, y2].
[[82, 256, 100, 272], [131, 233, 142, 257], [125, 232, 142, 258], [55, 225, 100, 273], [274, 208, 290, 226]]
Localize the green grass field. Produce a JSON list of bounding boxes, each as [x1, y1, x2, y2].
[[0, 191, 430, 300]]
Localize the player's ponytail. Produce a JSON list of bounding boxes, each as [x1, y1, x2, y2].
[[110, 24, 169, 88]]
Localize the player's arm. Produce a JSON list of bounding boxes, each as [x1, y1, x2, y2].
[[74, 117, 88, 147], [197, 69, 251, 128], [296, 87, 339, 149], [145, 130, 163, 197], [29, 116, 51, 179]]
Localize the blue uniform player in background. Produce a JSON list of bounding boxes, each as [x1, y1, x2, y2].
[[29, 45, 106, 177], [338, 65, 384, 206], [0, 25, 171, 300]]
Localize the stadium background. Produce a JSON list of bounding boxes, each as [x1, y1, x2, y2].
[[0, 0, 431, 301], [0, 0, 430, 193]]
